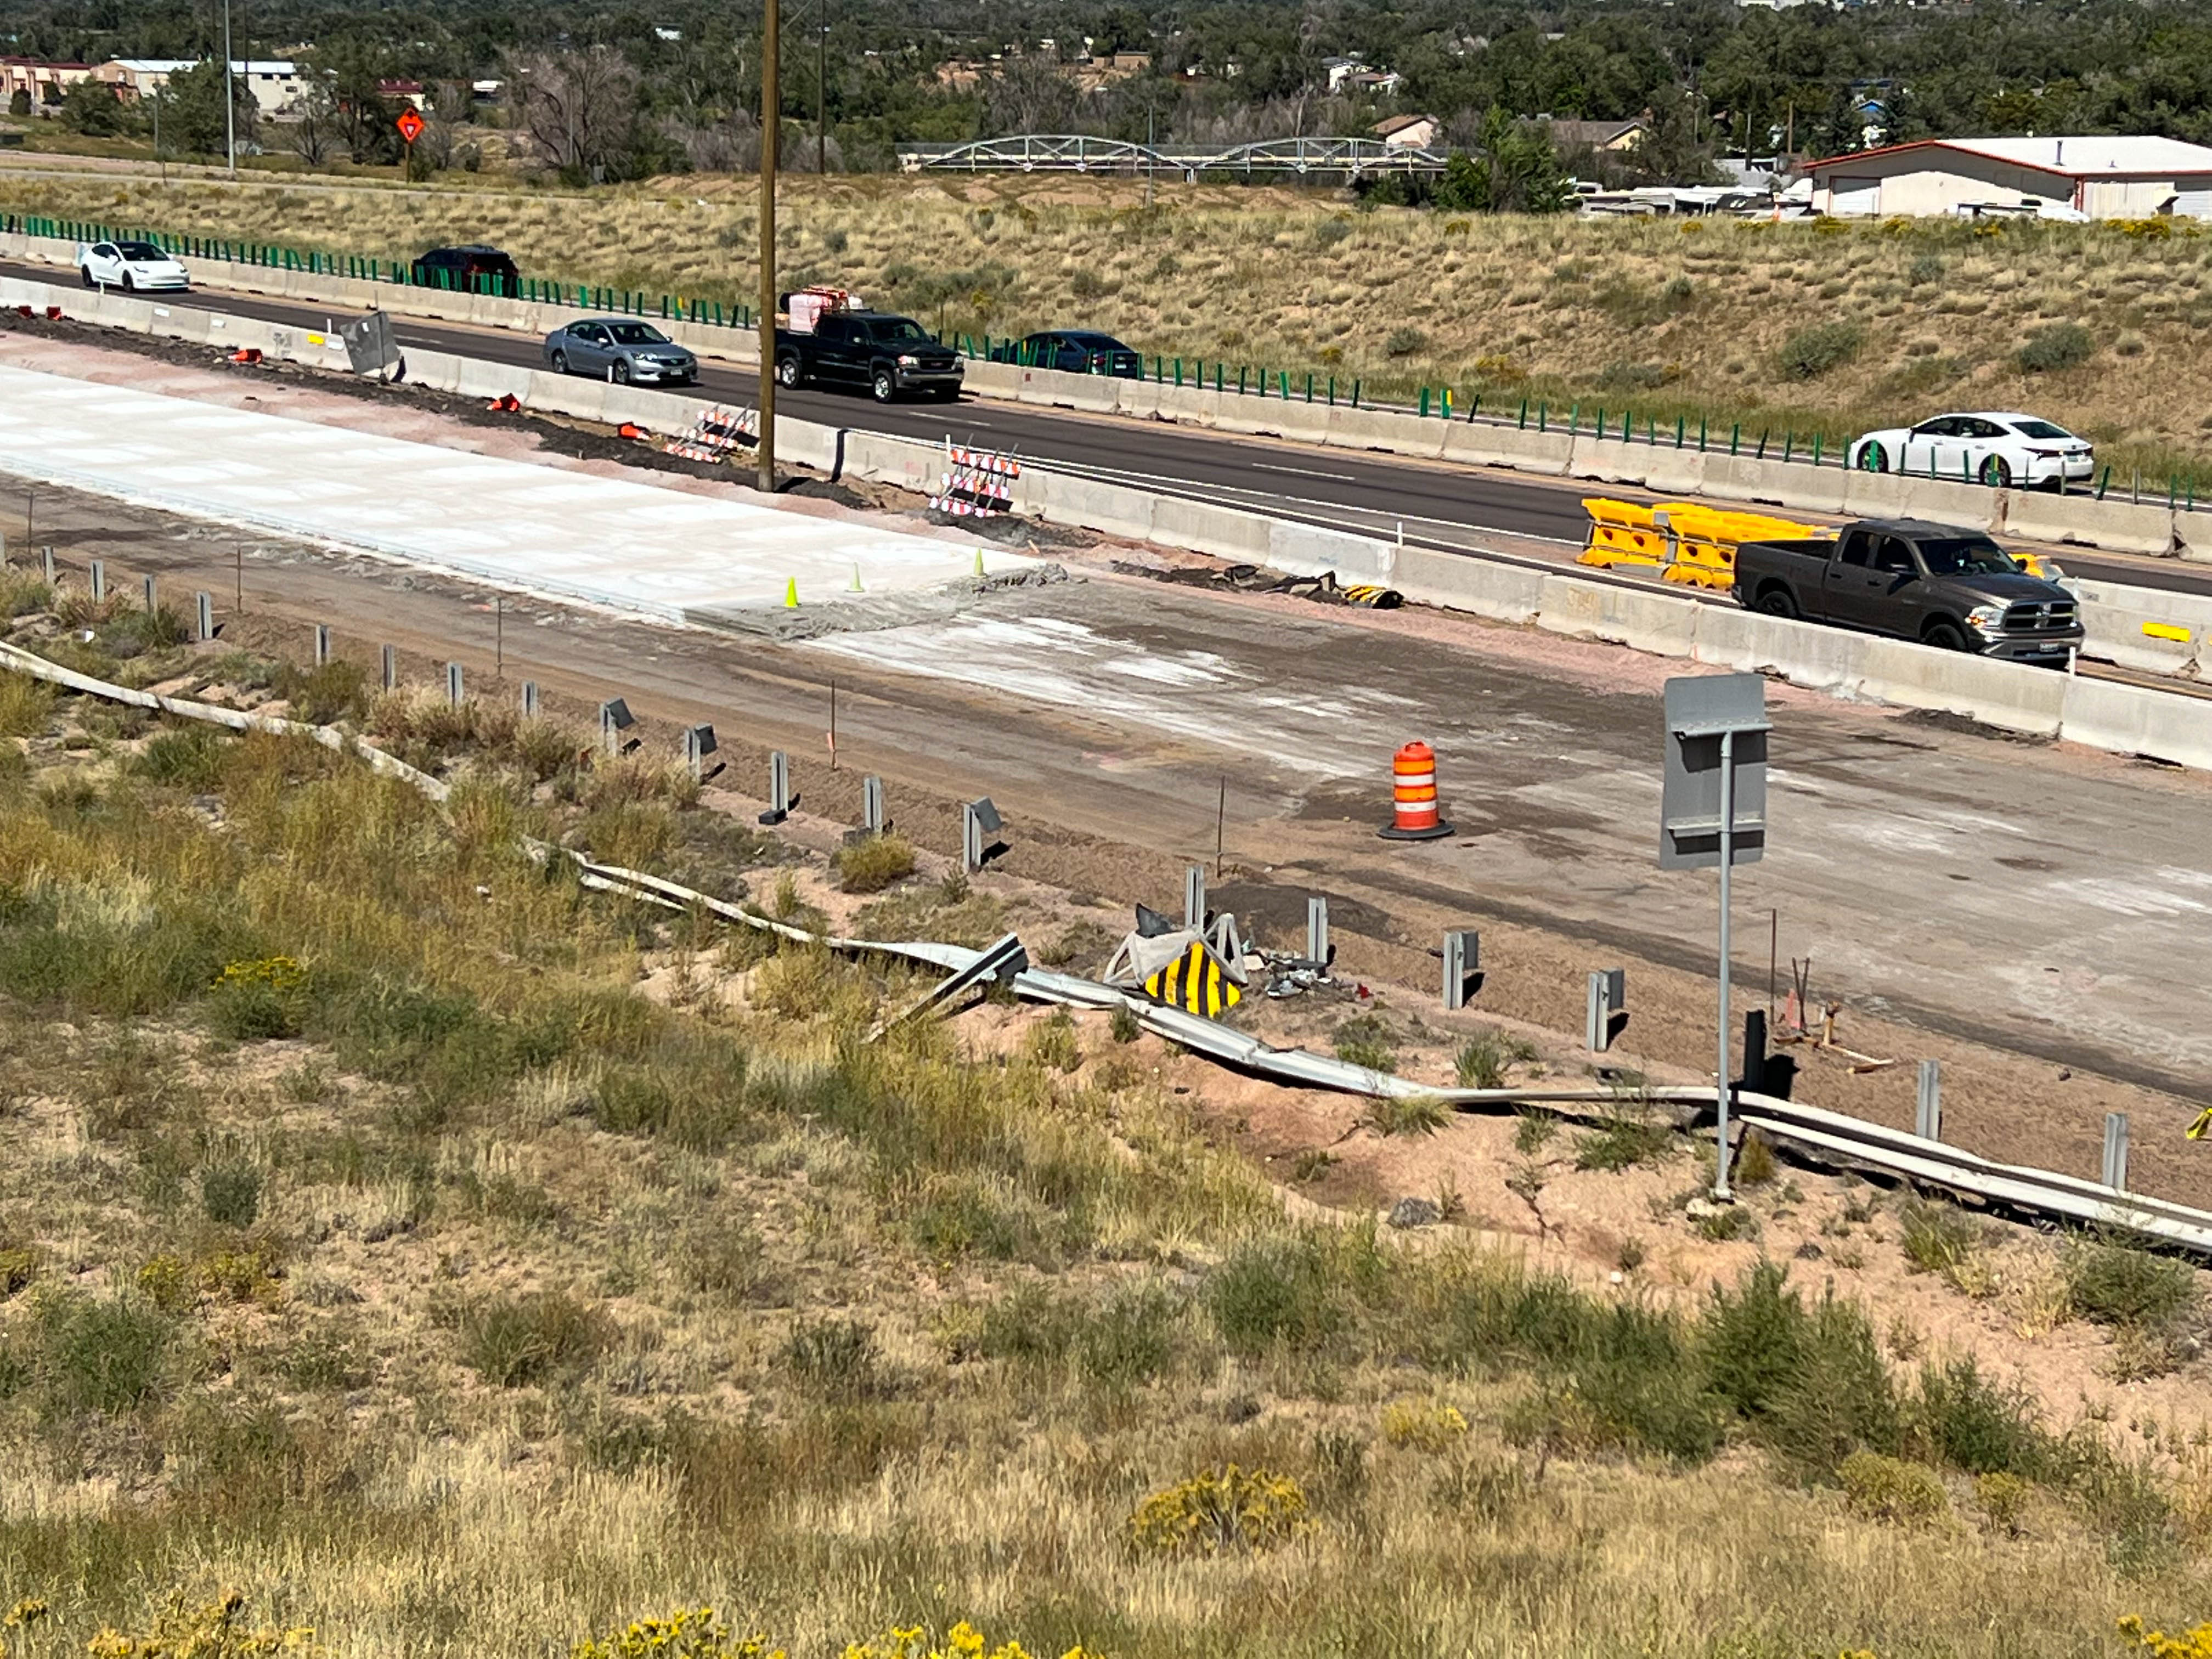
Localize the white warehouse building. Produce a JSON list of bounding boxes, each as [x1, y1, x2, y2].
[[1805, 136, 2212, 219]]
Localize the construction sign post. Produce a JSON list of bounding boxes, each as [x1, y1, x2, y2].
[[1661, 673, 1768, 1202], [395, 107, 424, 176]]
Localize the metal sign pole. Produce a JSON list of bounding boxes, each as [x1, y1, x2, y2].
[[1715, 728, 1735, 1200]]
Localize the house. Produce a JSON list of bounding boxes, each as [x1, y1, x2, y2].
[[1370, 113, 1438, 150], [1805, 135, 2212, 218], [1536, 116, 1648, 153], [379, 78, 426, 109], [93, 59, 302, 116], [1, 58, 95, 109], [1322, 56, 1366, 94]]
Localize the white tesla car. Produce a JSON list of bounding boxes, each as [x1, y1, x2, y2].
[[1848, 411, 2094, 490], [76, 239, 191, 294]]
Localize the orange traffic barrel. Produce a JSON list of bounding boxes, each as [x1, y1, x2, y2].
[[1380, 741, 1453, 841]]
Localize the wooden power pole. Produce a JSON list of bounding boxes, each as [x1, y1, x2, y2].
[[757, 0, 780, 494]]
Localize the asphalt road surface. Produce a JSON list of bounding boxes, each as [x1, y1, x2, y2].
[[10, 256, 2205, 599]]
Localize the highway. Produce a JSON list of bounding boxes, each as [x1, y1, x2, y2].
[[13, 256, 2210, 599]]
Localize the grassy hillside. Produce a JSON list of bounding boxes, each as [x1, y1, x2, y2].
[[1, 579, 2211, 1657], [6, 168, 2212, 488]]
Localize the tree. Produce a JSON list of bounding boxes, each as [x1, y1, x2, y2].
[[510, 47, 640, 183], [1434, 108, 1576, 213], [287, 78, 339, 166], [160, 59, 258, 157], [60, 78, 126, 137]]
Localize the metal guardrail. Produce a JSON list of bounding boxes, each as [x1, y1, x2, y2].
[[2, 641, 2207, 1257]]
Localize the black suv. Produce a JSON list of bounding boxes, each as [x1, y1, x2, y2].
[[410, 244, 522, 297]]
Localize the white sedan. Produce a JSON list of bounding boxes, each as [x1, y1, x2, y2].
[[77, 239, 191, 294], [1849, 411, 2094, 491]]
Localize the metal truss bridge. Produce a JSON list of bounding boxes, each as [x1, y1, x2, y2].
[[896, 133, 1447, 177]]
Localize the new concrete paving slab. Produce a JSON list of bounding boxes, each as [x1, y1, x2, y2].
[[0, 363, 1026, 621]]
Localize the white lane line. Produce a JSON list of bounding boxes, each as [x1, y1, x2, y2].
[[1251, 461, 1356, 481]]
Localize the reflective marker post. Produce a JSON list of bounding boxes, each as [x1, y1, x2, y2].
[[1661, 674, 1769, 1201]]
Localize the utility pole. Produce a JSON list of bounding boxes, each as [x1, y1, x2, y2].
[[153, 89, 163, 180], [222, 0, 237, 176], [817, 0, 828, 175], [757, 0, 780, 494]]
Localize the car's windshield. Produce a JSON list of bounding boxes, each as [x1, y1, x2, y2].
[[2010, 419, 2073, 440], [1918, 537, 2018, 575], [117, 241, 167, 260], [608, 324, 670, 345], [869, 318, 929, 344]]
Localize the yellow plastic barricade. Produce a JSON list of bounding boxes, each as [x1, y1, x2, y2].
[[1655, 504, 1831, 591], [1578, 498, 1671, 572]]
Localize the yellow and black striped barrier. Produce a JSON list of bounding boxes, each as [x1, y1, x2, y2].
[[1144, 940, 1240, 1018]]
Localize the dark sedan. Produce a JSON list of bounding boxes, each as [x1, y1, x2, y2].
[[990, 330, 1143, 377], [543, 318, 700, 386]]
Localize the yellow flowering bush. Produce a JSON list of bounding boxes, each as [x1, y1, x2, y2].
[[84, 1590, 317, 1658], [1128, 1465, 1311, 1556], [208, 957, 310, 1042], [839, 1620, 1088, 1659], [2120, 1616, 2212, 1659], [574, 1609, 782, 1659], [1381, 1399, 1469, 1453], [213, 957, 307, 993], [0, 1599, 49, 1659]]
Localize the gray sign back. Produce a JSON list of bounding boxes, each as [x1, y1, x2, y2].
[[1661, 673, 1768, 870]]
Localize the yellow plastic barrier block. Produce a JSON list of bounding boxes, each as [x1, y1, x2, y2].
[[2143, 621, 2192, 643]]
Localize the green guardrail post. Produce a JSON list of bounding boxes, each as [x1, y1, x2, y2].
[[1327, 375, 1335, 405], [1593, 405, 1604, 438], [1418, 387, 1430, 418], [1675, 416, 1686, 448], [1537, 400, 1548, 433], [2170, 475, 2180, 510], [1215, 363, 1224, 392], [1468, 393, 1480, 423], [1351, 379, 1361, 408], [2095, 465, 2112, 500], [1812, 433, 1824, 467], [1441, 388, 1453, 420], [1305, 372, 1313, 402], [1517, 397, 1528, 430], [1237, 365, 1246, 395], [1173, 357, 1183, 387], [1782, 431, 1796, 464], [1280, 370, 1291, 399], [1698, 416, 1707, 453], [1753, 428, 1768, 459]]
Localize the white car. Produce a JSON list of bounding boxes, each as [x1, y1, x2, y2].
[[1848, 411, 2094, 492], [76, 239, 191, 294]]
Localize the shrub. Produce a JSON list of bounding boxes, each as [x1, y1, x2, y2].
[[1332, 1013, 1396, 1073], [1778, 321, 1865, 380], [1206, 1238, 1340, 1353], [2119, 1618, 2212, 1659], [1128, 1465, 1310, 1555], [1839, 1450, 1949, 1523], [1701, 1259, 1804, 1419], [1024, 1008, 1081, 1073], [272, 657, 369, 726], [1911, 1356, 2045, 1477], [1899, 1198, 1980, 1277], [1382, 1398, 1469, 1453], [782, 1317, 880, 1398], [1455, 1028, 1534, 1089], [1760, 1293, 1901, 1475], [0, 1245, 41, 1297], [133, 726, 229, 791], [1384, 326, 1427, 358], [41, 1294, 174, 1413], [207, 955, 309, 1041], [1363, 1094, 1448, 1137], [1734, 1131, 1777, 1186], [0, 671, 56, 738], [2016, 321, 2095, 374], [1908, 253, 1944, 284], [86, 1591, 318, 1659], [459, 1290, 608, 1386], [1077, 1283, 1181, 1386], [2067, 1238, 2198, 1331], [833, 832, 917, 894], [575, 1609, 785, 1659], [1977, 1470, 2031, 1533], [1108, 1003, 1141, 1043], [200, 1159, 263, 1227], [1576, 1112, 1676, 1172]]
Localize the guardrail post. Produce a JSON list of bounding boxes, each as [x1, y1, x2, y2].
[[962, 797, 1003, 873], [600, 697, 634, 754], [2103, 1112, 2129, 1190], [762, 751, 792, 825], [1418, 388, 1430, 418], [1916, 1059, 1942, 1141], [142, 574, 157, 612], [445, 662, 464, 708], [1585, 968, 1624, 1051], [191, 591, 215, 641], [1537, 400, 1547, 432], [313, 624, 331, 667], [1676, 415, 1686, 448], [1443, 929, 1480, 1011], [1183, 865, 1206, 930], [1441, 388, 1452, 420], [862, 774, 886, 833], [381, 644, 397, 691], [522, 680, 540, 719], [1306, 896, 1329, 967], [86, 560, 104, 602], [1351, 379, 1361, 408]]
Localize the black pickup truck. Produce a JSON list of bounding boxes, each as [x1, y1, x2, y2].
[[771, 309, 963, 403], [1733, 518, 2083, 665]]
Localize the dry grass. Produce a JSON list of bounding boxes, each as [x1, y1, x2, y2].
[[0, 639, 2209, 1655], [10, 170, 2212, 481]]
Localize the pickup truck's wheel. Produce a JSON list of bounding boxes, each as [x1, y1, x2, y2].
[[775, 354, 802, 390], [1979, 454, 2012, 488], [1857, 442, 1889, 473], [1754, 588, 1798, 619], [870, 367, 897, 403], [550, 351, 569, 375], [1925, 621, 1970, 650]]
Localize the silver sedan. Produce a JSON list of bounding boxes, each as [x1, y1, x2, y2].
[[542, 318, 699, 386]]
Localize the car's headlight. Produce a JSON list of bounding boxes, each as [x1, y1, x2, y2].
[[897, 354, 918, 366], [1967, 603, 2008, 631]]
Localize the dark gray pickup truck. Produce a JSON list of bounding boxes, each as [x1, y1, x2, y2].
[[772, 309, 963, 403], [1734, 518, 2083, 665]]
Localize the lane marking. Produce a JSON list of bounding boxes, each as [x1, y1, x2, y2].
[[1251, 461, 1356, 481]]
